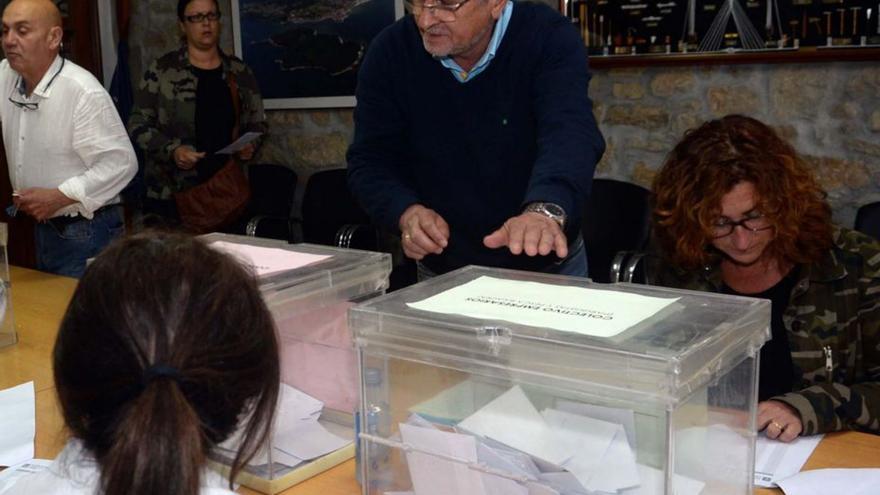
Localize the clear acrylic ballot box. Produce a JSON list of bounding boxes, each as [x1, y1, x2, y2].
[[350, 265, 771, 495], [0, 223, 14, 349], [201, 233, 391, 494]]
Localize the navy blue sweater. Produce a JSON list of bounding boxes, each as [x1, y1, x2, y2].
[[347, 1, 605, 274]]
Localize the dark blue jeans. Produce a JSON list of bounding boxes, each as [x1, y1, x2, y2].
[[35, 205, 124, 278]]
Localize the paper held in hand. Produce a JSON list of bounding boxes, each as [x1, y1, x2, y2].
[[406, 276, 680, 338], [215, 132, 263, 155]]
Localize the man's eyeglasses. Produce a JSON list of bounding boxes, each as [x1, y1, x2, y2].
[[8, 96, 38, 111], [184, 11, 221, 23], [8, 57, 65, 112], [404, 0, 473, 21], [711, 212, 772, 238]]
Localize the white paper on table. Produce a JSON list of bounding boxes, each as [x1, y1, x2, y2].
[[215, 132, 262, 155], [754, 433, 823, 487], [457, 386, 575, 465], [776, 468, 880, 495], [0, 382, 35, 467], [540, 408, 618, 489], [620, 464, 705, 495], [209, 241, 330, 277], [274, 419, 351, 461], [407, 276, 679, 338], [555, 400, 637, 449], [399, 423, 488, 495], [587, 425, 640, 493], [0, 458, 51, 494]]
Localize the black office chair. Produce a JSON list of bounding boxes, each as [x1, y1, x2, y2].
[[229, 163, 298, 241], [299, 169, 379, 250], [581, 178, 652, 283], [855, 201, 880, 241]]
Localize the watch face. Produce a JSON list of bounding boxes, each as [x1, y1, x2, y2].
[[544, 203, 564, 217]]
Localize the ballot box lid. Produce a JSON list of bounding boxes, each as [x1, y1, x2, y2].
[[201, 233, 391, 315]]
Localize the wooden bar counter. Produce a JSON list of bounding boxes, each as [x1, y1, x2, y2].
[[2, 266, 878, 494]]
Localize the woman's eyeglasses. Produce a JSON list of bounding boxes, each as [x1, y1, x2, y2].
[[184, 11, 221, 23], [711, 212, 772, 238]]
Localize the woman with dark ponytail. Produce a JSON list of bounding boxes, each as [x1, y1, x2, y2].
[[7, 232, 280, 495]]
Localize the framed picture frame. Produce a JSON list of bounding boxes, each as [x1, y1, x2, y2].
[[231, 0, 404, 110]]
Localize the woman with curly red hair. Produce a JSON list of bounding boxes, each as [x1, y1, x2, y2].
[[650, 114, 880, 442]]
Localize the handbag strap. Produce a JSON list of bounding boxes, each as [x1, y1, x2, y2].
[[226, 71, 241, 142]]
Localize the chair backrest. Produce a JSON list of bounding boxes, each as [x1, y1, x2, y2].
[[301, 169, 376, 249], [581, 178, 652, 283], [855, 201, 880, 241], [247, 163, 298, 218]]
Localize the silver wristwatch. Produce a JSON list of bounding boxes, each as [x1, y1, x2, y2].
[[523, 202, 567, 229]]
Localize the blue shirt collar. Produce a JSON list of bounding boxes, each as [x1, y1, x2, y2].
[[439, 1, 513, 83]]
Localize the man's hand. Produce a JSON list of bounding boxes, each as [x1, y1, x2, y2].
[[237, 143, 256, 161], [758, 400, 803, 442], [14, 188, 77, 222], [399, 204, 449, 261], [483, 212, 568, 258], [173, 145, 205, 170]]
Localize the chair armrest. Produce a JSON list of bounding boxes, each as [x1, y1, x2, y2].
[[245, 215, 293, 242], [610, 251, 630, 283], [334, 223, 379, 250]]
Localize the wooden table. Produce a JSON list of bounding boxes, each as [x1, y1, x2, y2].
[[2, 265, 879, 494]]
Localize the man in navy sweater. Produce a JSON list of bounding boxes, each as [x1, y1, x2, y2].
[[347, 0, 604, 277]]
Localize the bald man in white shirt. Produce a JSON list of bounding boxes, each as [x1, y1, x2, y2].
[[0, 0, 136, 277]]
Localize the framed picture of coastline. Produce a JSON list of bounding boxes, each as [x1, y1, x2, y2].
[[231, 0, 405, 109]]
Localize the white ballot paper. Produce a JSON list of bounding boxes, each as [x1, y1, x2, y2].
[[0, 382, 35, 467], [218, 383, 349, 470], [215, 131, 262, 155], [0, 459, 52, 494], [457, 386, 576, 465], [407, 276, 679, 338], [754, 433, 823, 487], [399, 423, 489, 495], [209, 241, 330, 277], [775, 468, 880, 495]]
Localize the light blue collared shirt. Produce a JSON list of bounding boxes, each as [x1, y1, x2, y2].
[[439, 1, 513, 83]]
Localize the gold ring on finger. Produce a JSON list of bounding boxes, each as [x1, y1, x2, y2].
[[403, 232, 412, 242], [772, 421, 785, 431]]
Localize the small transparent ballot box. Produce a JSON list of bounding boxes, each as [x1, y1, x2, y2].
[[201, 234, 391, 494], [0, 223, 15, 349], [350, 266, 770, 495]]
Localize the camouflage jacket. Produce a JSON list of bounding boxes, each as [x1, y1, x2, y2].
[[647, 226, 880, 435], [128, 47, 267, 200]]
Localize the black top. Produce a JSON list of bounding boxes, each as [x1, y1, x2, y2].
[[193, 65, 234, 181], [346, 2, 605, 274], [723, 266, 800, 401]]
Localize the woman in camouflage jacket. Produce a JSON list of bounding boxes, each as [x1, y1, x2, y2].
[[649, 115, 880, 442], [128, 0, 267, 226]]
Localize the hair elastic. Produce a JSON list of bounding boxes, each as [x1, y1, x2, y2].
[[141, 363, 182, 386]]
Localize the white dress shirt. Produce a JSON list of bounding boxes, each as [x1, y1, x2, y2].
[[0, 55, 136, 219], [5, 439, 238, 495]]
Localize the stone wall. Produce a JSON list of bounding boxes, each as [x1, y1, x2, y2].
[[129, 0, 880, 226], [591, 62, 880, 225]]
